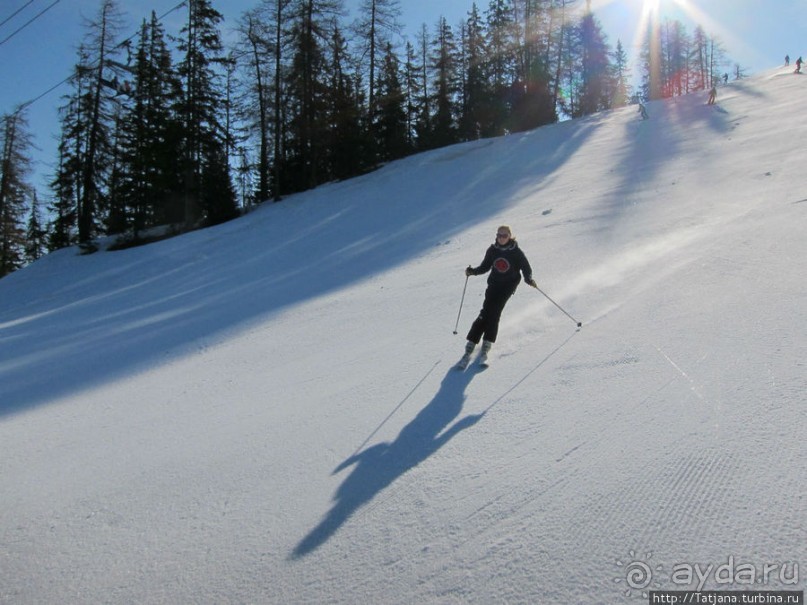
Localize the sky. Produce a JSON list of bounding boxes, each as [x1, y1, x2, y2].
[[0, 0, 803, 193], [1, 60, 805, 602]]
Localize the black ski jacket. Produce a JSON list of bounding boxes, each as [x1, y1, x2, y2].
[[469, 240, 533, 287]]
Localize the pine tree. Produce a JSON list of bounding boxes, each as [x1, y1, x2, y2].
[[640, 14, 663, 100], [176, 0, 236, 227], [234, 0, 292, 202], [610, 39, 631, 108], [48, 132, 78, 251], [549, 0, 577, 117], [271, 0, 291, 200], [511, 0, 557, 131], [25, 192, 47, 263], [284, 0, 343, 192], [0, 110, 33, 277], [106, 110, 128, 236], [575, 1, 611, 117], [484, 0, 518, 133], [326, 22, 369, 178], [401, 40, 423, 149], [352, 0, 402, 158], [458, 3, 493, 139], [374, 41, 409, 160], [200, 146, 237, 225], [706, 34, 728, 88], [429, 16, 460, 148], [236, 8, 272, 203], [115, 13, 185, 237], [662, 19, 689, 97], [413, 24, 432, 149], [76, 0, 127, 245], [689, 25, 710, 92]]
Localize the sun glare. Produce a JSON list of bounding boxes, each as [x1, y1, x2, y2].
[[643, 0, 661, 12], [588, 0, 742, 65]]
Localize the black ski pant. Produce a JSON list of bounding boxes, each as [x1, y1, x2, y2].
[[466, 281, 518, 344]]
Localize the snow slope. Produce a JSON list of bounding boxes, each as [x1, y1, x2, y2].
[[1, 69, 805, 604]]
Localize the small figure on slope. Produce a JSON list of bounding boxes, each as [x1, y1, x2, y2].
[[638, 102, 649, 120], [707, 85, 717, 105], [796, 57, 803, 74], [457, 225, 537, 369]]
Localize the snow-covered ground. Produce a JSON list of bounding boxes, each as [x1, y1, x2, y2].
[[1, 68, 805, 604]]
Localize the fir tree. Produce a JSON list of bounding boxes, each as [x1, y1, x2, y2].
[[610, 39, 631, 108], [428, 16, 460, 149], [200, 146, 237, 225], [25, 192, 47, 263], [114, 13, 185, 236], [325, 22, 369, 178], [511, 0, 557, 131], [176, 0, 236, 227], [458, 3, 493, 139], [76, 0, 127, 245], [48, 133, 78, 251], [233, 0, 294, 202], [283, 0, 343, 192], [401, 40, 423, 149], [374, 42, 409, 160], [352, 0, 402, 157], [236, 7, 273, 203], [484, 0, 518, 133], [575, 1, 611, 117], [413, 24, 432, 149], [0, 110, 33, 277]]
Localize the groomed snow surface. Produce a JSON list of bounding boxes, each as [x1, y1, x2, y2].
[[1, 68, 805, 604]]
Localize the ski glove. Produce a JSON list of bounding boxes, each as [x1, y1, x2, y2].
[[465, 266, 475, 277], [526, 277, 537, 288]]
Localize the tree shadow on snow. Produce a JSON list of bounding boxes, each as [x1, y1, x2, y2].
[[291, 366, 484, 559], [0, 119, 599, 417]]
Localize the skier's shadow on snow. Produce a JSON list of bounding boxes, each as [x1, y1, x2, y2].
[[291, 366, 483, 559]]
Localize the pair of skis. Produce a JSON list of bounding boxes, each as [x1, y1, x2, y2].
[[455, 350, 490, 371]]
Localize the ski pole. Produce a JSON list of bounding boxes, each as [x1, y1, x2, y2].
[[534, 284, 582, 328], [453, 274, 470, 334]]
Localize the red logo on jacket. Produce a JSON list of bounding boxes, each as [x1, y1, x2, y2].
[[493, 258, 511, 273]]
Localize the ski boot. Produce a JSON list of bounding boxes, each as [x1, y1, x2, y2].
[[456, 341, 475, 370], [478, 340, 493, 367]]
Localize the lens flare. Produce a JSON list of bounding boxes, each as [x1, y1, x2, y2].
[[644, 0, 661, 12]]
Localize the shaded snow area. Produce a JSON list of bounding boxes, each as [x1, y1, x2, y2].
[[1, 69, 805, 604]]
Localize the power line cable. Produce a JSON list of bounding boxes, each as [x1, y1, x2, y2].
[[0, 0, 61, 48], [0, 0, 36, 30], [15, 1, 187, 112]]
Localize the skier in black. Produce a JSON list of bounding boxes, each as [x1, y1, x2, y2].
[[458, 225, 536, 368], [796, 57, 803, 74], [638, 102, 649, 120]]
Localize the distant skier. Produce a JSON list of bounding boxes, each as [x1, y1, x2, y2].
[[457, 226, 536, 369], [707, 86, 717, 105], [785, 54, 790, 66], [638, 102, 649, 120], [796, 57, 803, 74]]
